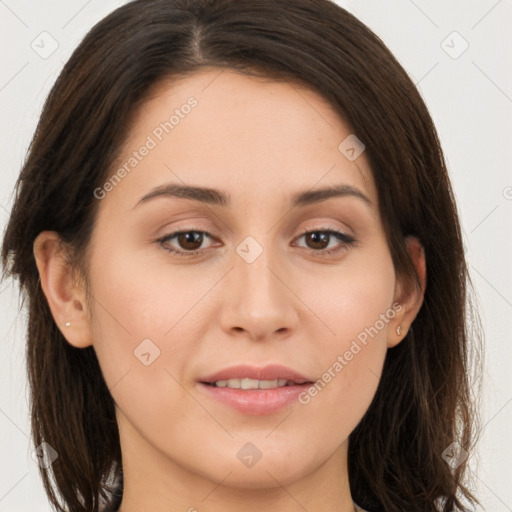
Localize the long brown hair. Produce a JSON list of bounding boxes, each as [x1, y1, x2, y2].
[[1, 1, 483, 510]]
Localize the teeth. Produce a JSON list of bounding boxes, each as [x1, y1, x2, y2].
[[239, 378, 259, 389], [258, 379, 278, 389], [212, 378, 295, 389]]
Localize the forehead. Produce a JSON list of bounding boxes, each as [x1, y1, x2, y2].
[[104, 67, 376, 211]]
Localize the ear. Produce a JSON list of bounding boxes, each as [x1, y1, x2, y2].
[[33, 231, 93, 348], [388, 236, 426, 348]]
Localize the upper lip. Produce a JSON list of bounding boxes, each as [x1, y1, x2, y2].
[[200, 364, 313, 384]]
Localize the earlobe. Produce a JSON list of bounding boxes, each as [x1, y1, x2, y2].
[[388, 236, 426, 348], [33, 231, 93, 348]]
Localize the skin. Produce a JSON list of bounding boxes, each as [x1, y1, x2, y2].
[[34, 68, 426, 512]]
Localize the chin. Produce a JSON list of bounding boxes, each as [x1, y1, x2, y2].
[[192, 446, 319, 490], [212, 464, 308, 490]]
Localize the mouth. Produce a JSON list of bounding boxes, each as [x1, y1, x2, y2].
[[198, 364, 315, 415], [199, 363, 314, 388], [202, 377, 311, 389]]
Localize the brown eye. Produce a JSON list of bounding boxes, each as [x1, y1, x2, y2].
[[175, 231, 204, 251], [158, 230, 215, 257], [304, 231, 330, 250], [295, 229, 356, 256]]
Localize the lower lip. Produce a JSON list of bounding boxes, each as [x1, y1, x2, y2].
[[198, 383, 310, 415]]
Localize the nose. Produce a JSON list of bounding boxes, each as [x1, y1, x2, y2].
[[219, 239, 300, 342]]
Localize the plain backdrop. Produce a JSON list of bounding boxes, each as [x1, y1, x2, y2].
[[1, 1, 511, 511]]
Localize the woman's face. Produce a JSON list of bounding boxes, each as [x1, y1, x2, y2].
[[83, 68, 404, 491]]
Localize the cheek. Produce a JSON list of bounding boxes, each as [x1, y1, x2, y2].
[[85, 244, 209, 443], [86, 234, 216, 348], [296, 252, 396, 427], [84, 240, 192, 387], [304, 246, 396, 349]]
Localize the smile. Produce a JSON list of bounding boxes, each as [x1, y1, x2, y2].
[[205, 378, 309, 389]]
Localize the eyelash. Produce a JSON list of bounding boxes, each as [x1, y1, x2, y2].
[[156, 228, 356, 258]]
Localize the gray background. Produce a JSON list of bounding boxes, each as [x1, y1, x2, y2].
[[1, 1, 511, 510]]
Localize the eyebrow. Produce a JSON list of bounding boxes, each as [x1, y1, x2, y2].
[[133, 183, 371, 209]]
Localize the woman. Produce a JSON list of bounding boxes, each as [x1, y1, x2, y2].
[[1, 0, 482, 511]]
